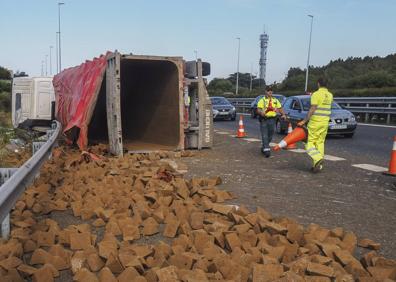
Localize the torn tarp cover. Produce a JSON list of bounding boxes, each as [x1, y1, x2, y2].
[[53, 52, 111, 150]]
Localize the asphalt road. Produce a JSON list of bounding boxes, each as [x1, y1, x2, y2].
[[184, 117, 396, 259], [214, 116, 395, 167]]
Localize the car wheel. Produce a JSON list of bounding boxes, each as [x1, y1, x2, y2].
[[276, 119, 285, 134], [344, 133, 354, 138], [231, 115, 236, 121]]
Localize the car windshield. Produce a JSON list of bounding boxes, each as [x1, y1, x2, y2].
[[301, 98, 341, 111], [211, 97, 230, 105]]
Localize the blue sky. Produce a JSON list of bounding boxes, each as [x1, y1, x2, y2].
[[1, 0, 395, 83]]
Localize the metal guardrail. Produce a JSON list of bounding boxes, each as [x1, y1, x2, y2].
[[0, 121, 61, 238], [228, 97, 396, 124]]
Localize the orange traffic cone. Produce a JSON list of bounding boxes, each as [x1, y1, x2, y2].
[[273, 126, 307, 151], [384, 136, 396, 176], [286, 123, 297, 149], [236, 115, 247, 138]]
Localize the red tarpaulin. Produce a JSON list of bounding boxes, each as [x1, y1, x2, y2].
[[53, 52, 111, 150]]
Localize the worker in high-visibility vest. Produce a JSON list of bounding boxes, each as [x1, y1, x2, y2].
[[297, 78, 333, 172], [257, 86, 287, 158]]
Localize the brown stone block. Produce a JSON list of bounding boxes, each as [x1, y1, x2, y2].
[[340, 232, 357, 254], [70, 232, 92, 250], [30, 248, 51, 265], [286, 223, 304, 244], [122, 224, 140, 241], [330, 227, 344, 239], [98, 267, 118, 282], [211, 203, 232, 215], [131, 245, 153, 258], [143, 217, 159, 236], [17, 264, 37, 276], [155, 265, 179, 281], [306, 262, 335, 278], [106, 220, 122, 236], [106, 253, 124, 274], [189, 212, 204, 230], [344, 260, 369, 279], [32, 265, 55, 282], [71, 251, 87, 274], [23, 239, 37, 253], [225, 233, 241, 252], [311, 255, 333, 266], [0, 256, 22, 270], [163, 220, 180, 238], [178, 268, 208, 282], [36, 231, 55, 247], [253, 263, 284, 282], [358, 239, 381, 250], [168, 253, 194, 270], [117, 267, 140, 282], [73, 268, 98, 282], [233, 224, 251, 234], [87, 252, 105, 272], [367, 266, 396, 281], [304, 276, 331, 282]]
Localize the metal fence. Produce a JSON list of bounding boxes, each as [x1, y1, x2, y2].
[[228, 97, 396, 124], [0, 121, 61, 238]]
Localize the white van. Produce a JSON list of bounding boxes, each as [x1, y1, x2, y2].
[[11, 77, 55, 129]]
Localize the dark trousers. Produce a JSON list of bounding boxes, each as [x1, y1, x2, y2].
[[260, 118, 275, 152]]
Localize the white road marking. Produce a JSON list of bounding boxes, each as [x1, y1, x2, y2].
[[352, 164, 387, 172], [358, 123, 396, 129], [288, 149, 306, 153], [324, 155, 346, 161], [269, 142, 277, 147], [216, 131, 231, 135], [243, 138, 261, 142]]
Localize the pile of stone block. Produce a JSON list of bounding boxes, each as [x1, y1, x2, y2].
[[0, 146, 394, 281]]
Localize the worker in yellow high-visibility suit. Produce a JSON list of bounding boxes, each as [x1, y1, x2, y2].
[[297, 78, 333, 172], [257, 86, 287, 158]]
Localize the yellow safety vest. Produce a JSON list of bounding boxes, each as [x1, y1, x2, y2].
[[257, 96, 282, 118], [310, 87, 333, 123]]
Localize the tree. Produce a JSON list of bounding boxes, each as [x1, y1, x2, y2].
[[0, 66, 11, 80]]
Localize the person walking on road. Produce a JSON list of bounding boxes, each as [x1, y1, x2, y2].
[[257, 86, 287, 158], [297, 78, 333, 172]]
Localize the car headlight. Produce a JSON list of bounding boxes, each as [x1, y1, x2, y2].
[[230, 107, 236, 112], [213, 109, 219, 115], [350, 115, 356, 122]]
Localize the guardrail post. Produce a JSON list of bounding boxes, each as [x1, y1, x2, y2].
[[365, 104, 370, 123], [387, 104, 392, 124], [0, 168, 18, 240]]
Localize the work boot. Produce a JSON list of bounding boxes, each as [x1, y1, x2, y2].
[[262, 148, 271, 158], [312, 159, 324, 173]]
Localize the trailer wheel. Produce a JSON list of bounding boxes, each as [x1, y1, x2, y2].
[[185, 61, 211, 78]]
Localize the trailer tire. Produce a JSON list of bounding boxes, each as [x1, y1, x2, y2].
[[185, 61, 211, 78]]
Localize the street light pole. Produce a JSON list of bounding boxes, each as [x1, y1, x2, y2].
[[194, 50, 198, 60], [305, 15, 314, 93], [249, 62, 253, 92], [58, 2, 65, 72], [41, 61, 44, 76], [45, 55, 48, 76], [56, 32, 59, 73], [49, 46, 53, 75], [236, 37, 240, 95]]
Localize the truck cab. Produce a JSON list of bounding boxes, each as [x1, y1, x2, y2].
[[12, 77, 55, 129]]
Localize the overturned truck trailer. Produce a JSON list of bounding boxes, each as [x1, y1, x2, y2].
[[54, 51, 213, 156]]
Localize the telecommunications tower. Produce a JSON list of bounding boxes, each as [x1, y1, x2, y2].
[[259, 30, 269, 84]]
